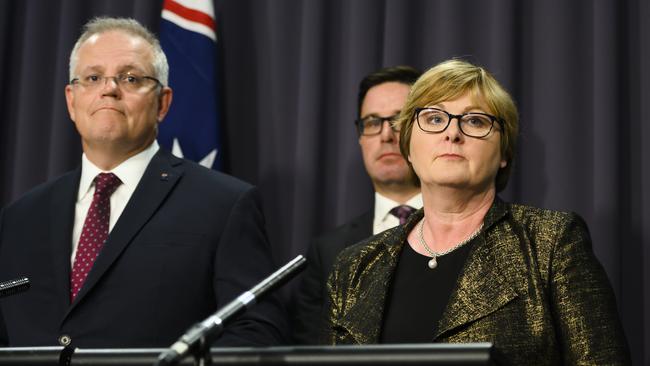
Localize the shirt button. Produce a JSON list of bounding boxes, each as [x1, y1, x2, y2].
[[58, 335, 71, 346]]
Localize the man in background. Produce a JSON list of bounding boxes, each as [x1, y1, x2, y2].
[[0, 17, 287, 348], [292, 66, 422, 344]]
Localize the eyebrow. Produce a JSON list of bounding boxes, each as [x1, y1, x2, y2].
[[77, 65, 104, 75], [77, 64, 147, 75], [360, 110, 401, 120], [431, 103, 487, 114], [116, 65, 147, 74]]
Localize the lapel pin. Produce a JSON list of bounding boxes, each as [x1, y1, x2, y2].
[[160, 172, 169, 181]]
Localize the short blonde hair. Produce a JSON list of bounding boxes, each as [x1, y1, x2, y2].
[[396, 59, 519, 192]]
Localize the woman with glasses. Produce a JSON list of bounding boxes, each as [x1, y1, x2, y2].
[[324, 59, 630, 364]]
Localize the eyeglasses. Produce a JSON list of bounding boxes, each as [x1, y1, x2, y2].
[[415, 107, 504, 138], [355, 114, 400, 136], [70, 73, 163, 93]]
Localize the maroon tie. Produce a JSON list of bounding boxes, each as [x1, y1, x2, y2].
[[389, 205, 416, 225], [70, 173, 122, 301]]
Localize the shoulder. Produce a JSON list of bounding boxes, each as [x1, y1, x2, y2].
[[157, 151, 258, 206], [173, 155, 253, 193], [500, 201, 590, 250], [504, 202, 586, 237], [507, 202, 574, 222], [131, 151, 264, 223], [1, 170, 78, 217], [498, 202, 592, 278], [312, 211, 373, 250], [331, 225, 401, 277], [316, 211, 372, 239]]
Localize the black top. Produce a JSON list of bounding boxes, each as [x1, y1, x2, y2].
[[380, 239, 474, 343]]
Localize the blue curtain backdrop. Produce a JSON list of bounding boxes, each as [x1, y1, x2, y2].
[[0, 1, 647, 363]]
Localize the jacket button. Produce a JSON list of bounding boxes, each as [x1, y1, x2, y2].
[[58, 335, 71, 346]]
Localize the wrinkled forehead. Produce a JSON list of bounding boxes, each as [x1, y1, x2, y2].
[[75, 31, 154, 75]]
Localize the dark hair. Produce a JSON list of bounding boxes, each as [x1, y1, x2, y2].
[[357, 65, 421, 117]]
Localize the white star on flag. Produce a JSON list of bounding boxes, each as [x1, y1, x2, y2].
[[171, 138, 217, 169]]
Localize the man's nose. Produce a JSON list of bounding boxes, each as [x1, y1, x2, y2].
[[380, 120, 398, 142], [100, 76, 120, 96]]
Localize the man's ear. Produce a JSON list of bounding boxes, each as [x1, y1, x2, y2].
[[156, 87, 173, 122], [65, 84, 77, 122]]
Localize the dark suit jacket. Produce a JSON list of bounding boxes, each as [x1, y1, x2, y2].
[[0, 149, 288, 348], [326, 199, 631, 365], [291, 211, 372, 344]]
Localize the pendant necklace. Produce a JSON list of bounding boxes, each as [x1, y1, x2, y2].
[[417, 218, 483, 269]]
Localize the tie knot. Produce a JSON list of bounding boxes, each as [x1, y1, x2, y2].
[[390, 205, 416, 225], [94, 173, 122, 197]]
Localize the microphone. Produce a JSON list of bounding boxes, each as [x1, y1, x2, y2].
[[0, 277, 30, 298], [156, 255, 307, 366]]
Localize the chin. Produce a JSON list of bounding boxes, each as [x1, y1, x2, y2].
[[375, 172, 413, 186], [421, 174, 469, 187], [83, 129, 125, 145]]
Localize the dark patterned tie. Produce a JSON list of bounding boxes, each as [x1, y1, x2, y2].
[[389, 205, 416, 225], [70, 173, 122, 301]]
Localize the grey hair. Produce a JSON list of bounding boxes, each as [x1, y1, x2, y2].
[[68, 17, 169, 86]]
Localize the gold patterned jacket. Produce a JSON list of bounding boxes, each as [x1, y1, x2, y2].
[[324, 199, 631, 365]]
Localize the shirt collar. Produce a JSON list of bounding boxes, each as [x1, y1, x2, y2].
[[78, 140, 160, 201], [374, 191, 423, 222]]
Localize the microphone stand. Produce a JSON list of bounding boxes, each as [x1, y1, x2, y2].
[[156, 255, 306, 366]]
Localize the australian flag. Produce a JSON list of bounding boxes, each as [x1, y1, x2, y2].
[[158, 0, 222, 170]]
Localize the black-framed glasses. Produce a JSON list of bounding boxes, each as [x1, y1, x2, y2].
[[355, 114, 400, 136], [415, 107, 504, 138], [70, 73, 163, 93]]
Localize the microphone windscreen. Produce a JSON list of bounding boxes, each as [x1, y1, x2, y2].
[[0, 277, 30, 298]]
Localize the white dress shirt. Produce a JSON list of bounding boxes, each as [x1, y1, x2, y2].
[[71, 141, 159, 264], [373, 192, 423, 235]]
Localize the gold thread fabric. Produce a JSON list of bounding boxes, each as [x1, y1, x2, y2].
[[324, 199, 631, 365]]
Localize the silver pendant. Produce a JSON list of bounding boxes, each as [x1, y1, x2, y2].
[[428, 257, 437, 269]]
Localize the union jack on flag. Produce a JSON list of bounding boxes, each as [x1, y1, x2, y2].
[[158, 0, 223, 170]]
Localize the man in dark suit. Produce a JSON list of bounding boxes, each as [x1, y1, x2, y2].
[[0, 17, 287, 348], [292, 66, 422, 344]]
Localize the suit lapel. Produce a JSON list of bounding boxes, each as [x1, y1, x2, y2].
[[435, 200, 520, 339], [65, 150, 184, 313], [335, 210, 422, 343], [335, 234, 398, 343], [49, 169, 81, 309], [346, 211, 373, 246]]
